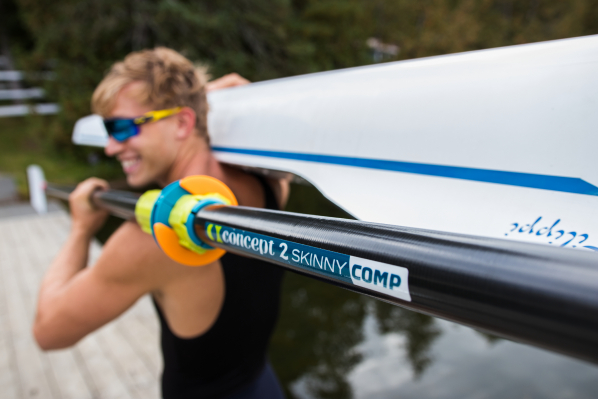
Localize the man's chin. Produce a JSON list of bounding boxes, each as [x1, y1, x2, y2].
[[126, 174, 151, 189]]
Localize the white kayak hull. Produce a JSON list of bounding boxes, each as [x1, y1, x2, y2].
[[208, 35, 598, 251]]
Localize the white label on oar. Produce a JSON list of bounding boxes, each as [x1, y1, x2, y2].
[[208, 223, 411, 302], [349, 257, 411, 302]]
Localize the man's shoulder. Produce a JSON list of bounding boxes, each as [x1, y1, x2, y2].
[[92, 220, 179, 286]]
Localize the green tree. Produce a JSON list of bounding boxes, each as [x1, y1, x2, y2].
[[359, 0, 598, 60]]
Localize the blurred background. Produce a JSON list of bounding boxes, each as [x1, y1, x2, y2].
[[1, 1, 598, 398]]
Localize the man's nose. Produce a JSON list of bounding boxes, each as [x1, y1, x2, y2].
[[104, 136, 125, 156]]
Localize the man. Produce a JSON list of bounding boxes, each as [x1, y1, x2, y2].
[[33, 47, 287, 399]]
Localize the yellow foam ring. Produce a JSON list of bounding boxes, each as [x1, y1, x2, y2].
[[168, 195, 208, 254], [135, 189, 161, 235], [179, 175, 238, 205], [153, 223, 226, 266]]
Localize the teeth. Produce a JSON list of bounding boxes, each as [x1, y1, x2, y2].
[[121, 159, 139, 169]]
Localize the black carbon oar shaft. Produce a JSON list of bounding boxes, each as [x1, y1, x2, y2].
[[46, 184, 139, 219], [45, 184, 72, 201], [91, 190, 139, 219], [193, 205, 598, 364]]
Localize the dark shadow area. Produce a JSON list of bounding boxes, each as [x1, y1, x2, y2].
[[284, 182, 354, 219]]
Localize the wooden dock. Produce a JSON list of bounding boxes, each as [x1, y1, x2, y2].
[[0, 207, 161, 399]]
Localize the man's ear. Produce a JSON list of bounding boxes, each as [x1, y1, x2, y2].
[[174, 107, 197, 140]]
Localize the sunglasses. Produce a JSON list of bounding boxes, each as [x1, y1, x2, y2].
[[103, 107, 182, 142]]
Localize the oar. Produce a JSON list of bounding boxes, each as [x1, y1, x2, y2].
[[45, 175, 598, 365], [46, 184, 139, 220]]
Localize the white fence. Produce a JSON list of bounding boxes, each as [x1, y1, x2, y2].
[[0, 67, 59, 118]]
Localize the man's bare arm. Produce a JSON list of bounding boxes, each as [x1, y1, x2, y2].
[[35, 178, 108, 301], [33, 179, 166, 349], [33, 218, 175, 349], [206, 73, 250, 92]]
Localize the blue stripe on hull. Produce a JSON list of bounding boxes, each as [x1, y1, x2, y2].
[[212, 146, 598, 197]]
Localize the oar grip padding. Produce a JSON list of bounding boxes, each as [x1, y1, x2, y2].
[[135, 190, 161, 234], [134, 175, 237, 266]]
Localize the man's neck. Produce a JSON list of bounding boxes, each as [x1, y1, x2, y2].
[[159, 139, 226, 187]]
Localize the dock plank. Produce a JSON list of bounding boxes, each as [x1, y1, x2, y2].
[[0, 235, 23, 399], [0, 210, 161, 399], [16, 214, 97, 399], [45, 349, 94, 399], [96, 321, 159, 399], [116, 310, 162, 376], [1, 219, 58, 398], [6, 212, 94, 399]]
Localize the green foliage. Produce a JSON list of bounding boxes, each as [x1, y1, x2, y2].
[[0, 0, 33, 52], [290, 0, 373, 72]]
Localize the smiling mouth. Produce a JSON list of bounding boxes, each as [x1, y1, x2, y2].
[[120, 158, 140, 172]]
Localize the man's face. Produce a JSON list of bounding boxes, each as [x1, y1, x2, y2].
[[104, 82, 179, 187]]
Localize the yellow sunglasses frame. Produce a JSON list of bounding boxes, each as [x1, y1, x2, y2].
[[133, 107, 183, 125]]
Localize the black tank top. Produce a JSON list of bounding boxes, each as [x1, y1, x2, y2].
[[153, 175, 285, 399]]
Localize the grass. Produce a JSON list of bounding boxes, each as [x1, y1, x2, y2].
[[0, 116, 125, 198]]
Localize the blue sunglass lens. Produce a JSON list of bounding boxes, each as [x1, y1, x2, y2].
[[104, 119, 139, 142]]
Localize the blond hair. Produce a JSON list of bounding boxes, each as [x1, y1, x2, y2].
[[92, 47, 209, 141]]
